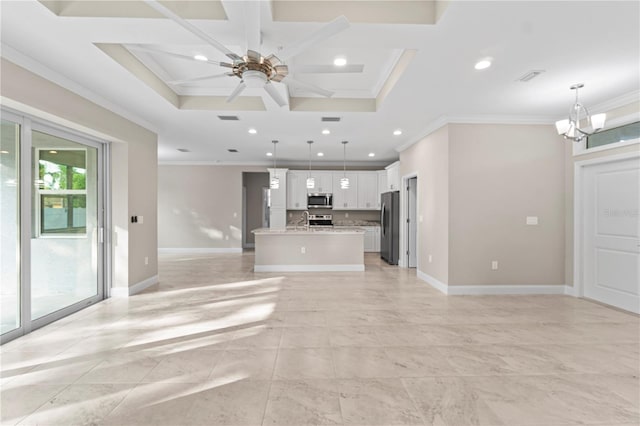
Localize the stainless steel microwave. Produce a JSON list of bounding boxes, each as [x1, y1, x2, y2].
[[307, 193, 333, 209]]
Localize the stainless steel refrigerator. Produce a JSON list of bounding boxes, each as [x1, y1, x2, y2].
[[380, 191, 400, 265]]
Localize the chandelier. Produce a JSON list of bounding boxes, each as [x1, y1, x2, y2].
[[555, 83, 606, 142]]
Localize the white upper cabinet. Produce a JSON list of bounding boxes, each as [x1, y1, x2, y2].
[[357, 171, 378, 210], [332, 172, 359, 210], [377, 170, 387, 200], [386, 161, 400, 191], [286, 171, 307, 210], [307, 171, 333, 194]]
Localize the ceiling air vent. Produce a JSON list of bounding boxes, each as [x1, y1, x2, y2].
[[517, 70, 545, 82], [218, 115, 240, 121], [228, 149, 238, 153], [177, 148, 190, 152], [321, 117, 341, 122]]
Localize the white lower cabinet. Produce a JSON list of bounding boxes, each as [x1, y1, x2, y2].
[[363, 226, 381, 252]]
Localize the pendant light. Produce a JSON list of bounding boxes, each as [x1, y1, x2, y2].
[[555, 83, 606, 142], [306, 140, 315, 189], [270, 140, 279, 189], [340, 140, 349, 189]]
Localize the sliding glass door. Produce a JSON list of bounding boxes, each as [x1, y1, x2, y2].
[[1, 111, 106, 343], [31, 130, 101, 322], [0, 120, 21, 335]]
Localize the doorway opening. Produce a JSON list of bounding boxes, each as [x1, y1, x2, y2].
[[242, 172, 270, 249]]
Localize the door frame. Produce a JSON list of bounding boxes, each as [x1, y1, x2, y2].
[[399, 171, 418, 268], [573, 150, 640, 305]]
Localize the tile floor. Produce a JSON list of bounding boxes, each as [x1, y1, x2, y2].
[[1, 252, 639, 426]]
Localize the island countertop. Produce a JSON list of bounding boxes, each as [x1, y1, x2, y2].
[[252, 227, 365, 235], [252, 227, 365, 272]]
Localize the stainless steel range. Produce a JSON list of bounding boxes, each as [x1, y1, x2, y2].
[[309, 214, 333, 227]]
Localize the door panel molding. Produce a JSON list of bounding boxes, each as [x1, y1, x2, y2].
[[574, 151, 640, 313]]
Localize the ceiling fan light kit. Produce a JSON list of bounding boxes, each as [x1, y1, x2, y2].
[[144, 0, 351, 107], [555, 83, 606, 142]]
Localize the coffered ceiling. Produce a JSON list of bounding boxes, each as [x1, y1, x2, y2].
[[1, 1, 638, 165]]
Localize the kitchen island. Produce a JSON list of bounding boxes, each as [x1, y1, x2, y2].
[[252, 227, 365, 272]]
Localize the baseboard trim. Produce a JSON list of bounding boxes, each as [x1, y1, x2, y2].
[[417, 270, 571, 296], [447, 284, 570, 296], [254, 264, 365, 272], [159, 248, 242, 254], [416, 270, 448, 294], [111, 274, 159, 298]]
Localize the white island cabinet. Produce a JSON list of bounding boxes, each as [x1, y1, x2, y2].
[[252, 228, 365, 272]]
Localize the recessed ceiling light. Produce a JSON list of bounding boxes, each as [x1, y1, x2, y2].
[[266, 152, 273, 156], [322, 129, 330, 135], [317, 152, 324, 157], [248, 128, 257, 134], [194, 54, 208, 61], [474, 59, 492, 70], [368, 153, 375, 157], [49, 150, 58, 154], [393, 129, 402, 136], [333, 57, 347, 67]]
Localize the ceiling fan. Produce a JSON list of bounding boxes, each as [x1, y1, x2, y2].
[[140, 0, 361, 107]]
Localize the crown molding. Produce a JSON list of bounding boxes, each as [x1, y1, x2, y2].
[[158, 160, 392, 168], [394, 95, 639, 154], [1, 42, 158, 134], [590, 90, 640, 115]]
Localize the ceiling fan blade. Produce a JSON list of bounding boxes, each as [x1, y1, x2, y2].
[[143, 0, 242, 61], [277, 15, 350, 60], [297, 64, 364, 74], [226, 81, 247, 103], [264, 82, 287, 107], [168, 73, 232, 85], [282, 77, 334, 98], [243, 1, 261, 53], [128, 45, 222, 66]]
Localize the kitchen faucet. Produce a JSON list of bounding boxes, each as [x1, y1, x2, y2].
[[298, 211, 310, 229]]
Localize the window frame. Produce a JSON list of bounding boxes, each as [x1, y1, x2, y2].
[[34, 147, 88, 238]]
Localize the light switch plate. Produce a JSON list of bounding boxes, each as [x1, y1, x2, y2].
[[526, 216, 538, 225], [138, 215, 144, 224]]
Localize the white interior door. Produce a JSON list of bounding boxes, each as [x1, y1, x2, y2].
[[582, 156, 640, 313]]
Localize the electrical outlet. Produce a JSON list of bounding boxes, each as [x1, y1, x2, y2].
[[144, 256, 149, 266], [138, 215, 144, 224], [301, 246, 306, 254], [526, 216, 538, 225], [225, 235, 229, 240], [428, 254, 432, 263], [419, 215, 423, 223], [491, 261, 499, 270], [345, 212, 349, 218], [289, 212, 292, 218]]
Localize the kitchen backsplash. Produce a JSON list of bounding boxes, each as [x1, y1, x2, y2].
[[287, 209, 380, 226]]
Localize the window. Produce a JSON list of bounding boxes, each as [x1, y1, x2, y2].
[[37, 149, 87, 235], [587, 121, 640, 149]]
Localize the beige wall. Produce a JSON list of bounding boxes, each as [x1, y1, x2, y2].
[[1, 58, 158, 291], [158, 165, 265, 249], [447, 124, 566, 285], [400, 125, 450, 284]]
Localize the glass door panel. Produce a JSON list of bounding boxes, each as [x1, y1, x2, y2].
[[30, 130, 99, 320], [0, 120, 21, 335]]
